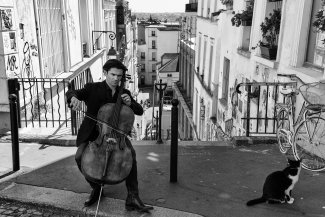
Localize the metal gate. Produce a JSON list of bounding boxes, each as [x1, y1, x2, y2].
[[8, 68, 93, 135], [236, 81, 296, 136]]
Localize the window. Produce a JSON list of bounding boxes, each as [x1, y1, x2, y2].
[[306, 0, 324, 68], [152, 75, 156, 84], [152, 40, 156, 49], [141, 52, 145, 59], [208, 39, 214, 89], [141, 64, 145, 71], [239, 0, 254, 51], [202, 37, 207, 78], [197, 34, 201, 73], [222, 58, 230, 99], [151, 31, 156, 36], [152, 63, 156, 72], [167, 74, 172, 77], [200, 0, 204, 16], [140, 75, 145, 85], [36, 0, 65, 77], [152, 52, 156, 61]]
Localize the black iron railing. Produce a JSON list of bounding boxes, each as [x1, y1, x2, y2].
[[18, 77, 70, 128], [15, 68, 93, 135], [13, 50, 105, 135], [68, 68, 93, 135], [236, 81, 296, 136]]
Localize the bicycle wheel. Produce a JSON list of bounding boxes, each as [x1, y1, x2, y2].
[[276, 109, 291, 154], [294, 117, 325, 171]]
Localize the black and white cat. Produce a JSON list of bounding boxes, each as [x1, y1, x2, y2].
[[246, 159, 301, 206]]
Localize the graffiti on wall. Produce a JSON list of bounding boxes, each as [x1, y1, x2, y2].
[[15, 0, 40, 78], [0, 8, 13, 30], [7, 54, 18, 71], [21, 42, 35, 78], [66, 5, 76, 39]]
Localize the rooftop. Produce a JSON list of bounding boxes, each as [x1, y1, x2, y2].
[[159, 55, 179, 72]]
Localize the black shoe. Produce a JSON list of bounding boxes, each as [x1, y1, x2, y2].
[[125, 193, 153, 212], [84, 188, 101, 207]]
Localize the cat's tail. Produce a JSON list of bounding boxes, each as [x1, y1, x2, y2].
[[246, 197, 266, 206]]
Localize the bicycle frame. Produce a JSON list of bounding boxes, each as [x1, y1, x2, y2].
[[276, 90, 309, 132], [276, 74, 325, 171]]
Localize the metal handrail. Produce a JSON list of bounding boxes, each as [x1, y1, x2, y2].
[[67, 49, 105, 82]]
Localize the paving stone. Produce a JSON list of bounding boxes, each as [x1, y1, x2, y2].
[[3, 210, 13, 214], [0, 200, 81, 217], [18, 208, 26, 212]]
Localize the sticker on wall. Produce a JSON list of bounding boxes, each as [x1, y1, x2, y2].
[[5, 53, 20, 78], [0, 8, 13, 30], [1, 31, 17, 54]]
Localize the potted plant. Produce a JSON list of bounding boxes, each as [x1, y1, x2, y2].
[[256, 9, 281, 60], [231, 4, 254, 27], [313, 8, 325, 32], [220, 0, 233, 10], [231, 0, 254, 27], [312, 1, 325, 44]]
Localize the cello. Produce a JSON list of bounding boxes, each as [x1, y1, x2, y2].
[[80, 72, 134, 213]]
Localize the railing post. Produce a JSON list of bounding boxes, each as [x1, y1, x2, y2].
[[9, 94, 20, 171], [68, 81, 77, 135], [246, 85, 251, 137], [156, 110, 159, 140], [8, 78, 21, 128], [170, 99, 179, 183]]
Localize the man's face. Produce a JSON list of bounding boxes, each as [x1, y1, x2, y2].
[[105, 68, 124, 88]]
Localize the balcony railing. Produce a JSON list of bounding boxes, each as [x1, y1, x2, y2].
[[236, 81, 296, 137], [15, 49, 105, 135]]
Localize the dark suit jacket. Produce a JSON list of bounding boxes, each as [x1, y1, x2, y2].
[[66, 81, 143, 146]]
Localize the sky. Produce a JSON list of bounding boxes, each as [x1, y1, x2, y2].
[[128, 0, 188, 13]]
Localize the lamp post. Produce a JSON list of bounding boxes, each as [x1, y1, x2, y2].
[[155, 79, 167, 144], [92, 30, 116, 56]]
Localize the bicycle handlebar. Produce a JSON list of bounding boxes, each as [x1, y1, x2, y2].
[[277, 73, 306, 85]]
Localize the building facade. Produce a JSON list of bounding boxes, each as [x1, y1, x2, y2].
[[173, 0, 198, 140], [137, 21, 180, 86], [191, 0, 325, 141], [0, 0, 135, 133]]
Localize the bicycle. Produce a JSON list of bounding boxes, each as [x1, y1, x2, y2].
[[276, 74, 325, 171]]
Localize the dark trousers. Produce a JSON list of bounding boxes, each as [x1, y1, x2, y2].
[[75, 140, 139, 195]]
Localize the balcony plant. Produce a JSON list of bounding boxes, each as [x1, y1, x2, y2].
[[312, 1, 325, 43], [256, 9, 281, 60], [231, 3, 254, 27], [231, 0, 254, 27], [313, 9, 325, 32], [220, 0, 233, 10]]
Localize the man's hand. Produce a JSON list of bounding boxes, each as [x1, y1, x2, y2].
[[121, 94, 131, 106], [69, 96, 82, 111]]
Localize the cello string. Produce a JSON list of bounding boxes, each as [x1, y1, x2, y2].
[[77, 110, 131, 139]]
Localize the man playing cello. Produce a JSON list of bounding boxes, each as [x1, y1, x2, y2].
[[66, 59, 153, 212]]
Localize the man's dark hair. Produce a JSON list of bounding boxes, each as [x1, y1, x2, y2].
[[103, 59, 128, 72]]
